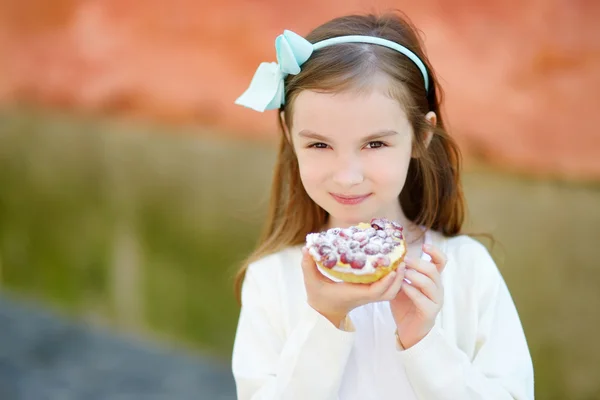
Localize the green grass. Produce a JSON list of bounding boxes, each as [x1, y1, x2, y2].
[[0, 107, 275, 359], [0, 106, 598, 399]]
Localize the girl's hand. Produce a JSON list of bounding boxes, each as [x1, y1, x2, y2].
[[390, 244, 447, 349], [301, 247, 405, 327]]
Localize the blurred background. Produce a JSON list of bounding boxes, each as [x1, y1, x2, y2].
[[0, 0, 599, 399]]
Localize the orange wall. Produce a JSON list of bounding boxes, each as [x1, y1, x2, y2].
[[0, 0, 599, 179]]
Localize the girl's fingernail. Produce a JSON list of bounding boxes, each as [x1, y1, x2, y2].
[[423, 244, 431, 251]]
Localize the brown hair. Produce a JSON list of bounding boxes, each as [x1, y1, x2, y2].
[[234, 11, 465, 300]]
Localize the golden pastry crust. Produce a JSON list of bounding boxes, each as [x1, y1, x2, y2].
[[316, 251, 405, 283]]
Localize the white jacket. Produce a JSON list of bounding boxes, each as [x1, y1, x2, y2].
[[232, 231, 534, 399]]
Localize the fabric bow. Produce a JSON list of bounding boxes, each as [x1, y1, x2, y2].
[[235, 30, 313, 112]]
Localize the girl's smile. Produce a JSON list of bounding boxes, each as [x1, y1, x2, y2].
[[329, 192, 373, 205]]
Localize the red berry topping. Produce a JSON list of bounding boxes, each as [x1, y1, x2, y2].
[[332, 238, 345, 247], [350, 253, 367, 269], [340, 229, 353, 239], [317, 245, 333, 257], [370, 218, 386, 230], [322, 253, 338, 268], [363, 243, 380, 255], [391, 221, 403, 230], [374, 255, 391, 267], [340, 252, 354, 264], [381, 243, 393, 254], [371, 237, 384, 246], [352, 232, 367, 242]]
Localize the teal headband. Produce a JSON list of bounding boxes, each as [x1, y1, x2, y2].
[[235, 30, 430, 112]]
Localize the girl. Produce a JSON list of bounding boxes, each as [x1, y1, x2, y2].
[[231, 12, 534, 400]]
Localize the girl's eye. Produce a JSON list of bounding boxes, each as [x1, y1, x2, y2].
[[308, 142, 329, 149], [307, 141, 387, 150], [366, 141, 387, 149]]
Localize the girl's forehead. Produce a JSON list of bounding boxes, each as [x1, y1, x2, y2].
[[291, 88, 410, 135]]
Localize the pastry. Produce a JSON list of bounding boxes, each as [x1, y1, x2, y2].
[[306, 218, 406, 283]]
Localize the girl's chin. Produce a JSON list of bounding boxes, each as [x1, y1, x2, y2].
[[326, 208, 402, 229], [326, 213, 375, 228]]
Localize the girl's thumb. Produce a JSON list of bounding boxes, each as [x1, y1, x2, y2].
[[301, 247, 323, 282]]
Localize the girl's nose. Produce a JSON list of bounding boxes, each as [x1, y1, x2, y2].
[[331, 155, 364, 188]]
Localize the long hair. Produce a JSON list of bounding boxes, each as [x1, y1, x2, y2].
[[234, 11, 466, 301]]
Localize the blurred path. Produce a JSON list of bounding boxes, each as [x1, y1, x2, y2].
[[0, 294, 236, 400]]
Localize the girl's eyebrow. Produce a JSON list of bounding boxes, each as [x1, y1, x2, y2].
[[297, 129, 399, 142]]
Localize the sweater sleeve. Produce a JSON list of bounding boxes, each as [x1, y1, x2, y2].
[[232, 265, 355, 400], [395, 243, 535, 400]]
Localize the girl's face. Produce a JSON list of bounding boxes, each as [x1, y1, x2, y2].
[[290, 83, 416, 228]]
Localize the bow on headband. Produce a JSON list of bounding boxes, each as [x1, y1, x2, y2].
[[235, 30, 430, 112], [234, 30, 313, 112]]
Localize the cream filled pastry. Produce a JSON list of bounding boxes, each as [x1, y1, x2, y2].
[[306, 218, 406, 283]]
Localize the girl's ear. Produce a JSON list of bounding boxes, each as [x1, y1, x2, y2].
[[423, 111, 437, 149], [412, 111, 437, 158], [280, 111, 292, 144]]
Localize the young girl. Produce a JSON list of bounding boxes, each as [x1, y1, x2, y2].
[[231, 12, 534, 400]]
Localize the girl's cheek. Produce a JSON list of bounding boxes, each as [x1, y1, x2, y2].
[[365, 152, 404, 169], [367, 156, 410, 184], [298, 161, 328, 182], [298, 153, 331, 173]]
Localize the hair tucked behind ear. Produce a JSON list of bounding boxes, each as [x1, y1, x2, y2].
[[234, 11, 465, 303]]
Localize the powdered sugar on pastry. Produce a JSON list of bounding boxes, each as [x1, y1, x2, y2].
[[306, 219, 405, 276]]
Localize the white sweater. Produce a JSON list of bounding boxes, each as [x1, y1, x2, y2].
[[232, 230, 534, 399]]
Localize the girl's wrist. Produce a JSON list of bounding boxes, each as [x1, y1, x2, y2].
[[321, 310, 347, 328], [309, 302, 348, 328], [395, 329, 428, 350]]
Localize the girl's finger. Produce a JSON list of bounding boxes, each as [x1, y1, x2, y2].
[[366, 270, 398, 298], [300, 247, 329, 284], [402, 280, 435, 311], [404, 268, 441, 304], [422, 244, 447, 273], [380, 264, 406, 300], [404, 256, 440, 286]]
